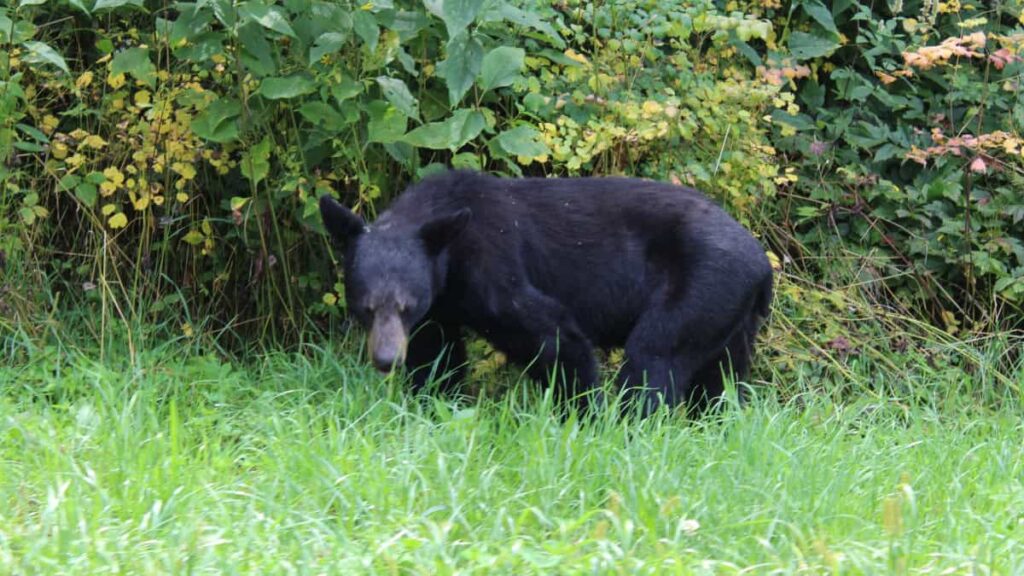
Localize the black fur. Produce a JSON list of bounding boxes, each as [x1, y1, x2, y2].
[[321, 170, 773, 416]]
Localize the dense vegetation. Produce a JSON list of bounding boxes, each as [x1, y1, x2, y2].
[[3, 0, 1022, 346], [3, 1, 1024, 571], [1, 337, 1022, 573]]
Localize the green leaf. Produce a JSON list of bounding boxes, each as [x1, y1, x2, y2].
[[240, 137, 271, 186], [13, 141, 45, 153], [65, 0, 91, 14], [238, 1, 297, 38], [352, 10, 378, 52], [479, 46, 524, 91], [0, 13, 13, 44], [310, 32, 346, 65], [209, 0, 237, 28], [93, 0, 144, 11], [168, 6, 212, 47], [437, 31, 483, 106], [402, 108, 485, 151], [182, 230, 206, 245], [441, 0, 484, 37], [75, 182, 98, 207], [299, 101, 349, 132], [490, 126, 549, 158], [789, 31, 840, 59], [237, 22, 277, 77], [451, 152, 481, 171], [191, 98, 241, 143], [16, 123, 49, 144], [20, 207, 36, 226], [800, 0, 838, 34], [366, 100, 408, 144], [258, 75, 316, 99], [22, 41, 70, 76], [331, 73, 363, 104], [422, 0, 443, 18], [19, 0, 50, 6], [111, 47, 156, 87], [230, 196, 250, 211], [375, 76, 419, 120], [58, 174, 81, 193], [479, 4, 564, 48]]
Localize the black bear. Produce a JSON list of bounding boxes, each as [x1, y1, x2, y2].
[[320, 170, 772, 416]]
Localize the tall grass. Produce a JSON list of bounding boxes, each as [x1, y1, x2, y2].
[[2, 331, 1021, 573]]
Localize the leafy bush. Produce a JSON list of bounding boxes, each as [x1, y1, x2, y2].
[[2, 0, 783, 343], [4, 0, 1022, 349], [759, 0, 1024, 325]]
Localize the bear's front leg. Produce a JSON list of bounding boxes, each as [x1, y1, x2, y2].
[[405, 320, 466, 394], [485, 288, 601, 414]]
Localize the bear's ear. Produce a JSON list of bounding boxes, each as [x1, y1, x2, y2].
[[319, 195, 365, 245], [420, 208, 471, 254]]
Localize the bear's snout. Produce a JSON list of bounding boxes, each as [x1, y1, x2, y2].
[[369, 313, 407, 373]]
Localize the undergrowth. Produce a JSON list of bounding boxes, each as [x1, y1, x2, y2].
[[1, 326, 1021, 573]]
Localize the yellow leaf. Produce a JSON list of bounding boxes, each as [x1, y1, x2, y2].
[[101, 203, 116, 216], [66, 154, 86, 169], [100, 181, 118, 196], [132, 195, 150, 211], [641, 100, 663, 117], [182, 322, 194, 338], [41, 115, 60, 134], [83, 135, 107, 150], [107, 212, 128, 229], [75, 71, 94, 90], [107, 72, 126, 89], [564, 49, 589, 66], [52, 142, 69, 160], [172, 162, 197, 180], [322, 293, 338, 306], [176, 192, 189, 203], [134, 90, 152, 107], [940, 309, 960, 334], [103, 166, 124, 185]]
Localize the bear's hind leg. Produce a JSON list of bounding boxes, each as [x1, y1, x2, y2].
[[685, 317, 756, 414], [619, 292, 750, 417]]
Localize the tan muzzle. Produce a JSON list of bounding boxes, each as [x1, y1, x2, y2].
[[368, 313, 407, 372]]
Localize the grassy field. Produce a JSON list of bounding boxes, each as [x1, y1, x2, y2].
[[1, 334, 1023, 574]]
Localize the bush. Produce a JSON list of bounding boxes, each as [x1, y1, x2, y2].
[[759, 0, 1024, 326], [3, 0, 1021, 349], [1, 0, 783, 344]]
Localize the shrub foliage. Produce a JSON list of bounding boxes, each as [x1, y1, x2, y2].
[[1, 0, 1021, 343]]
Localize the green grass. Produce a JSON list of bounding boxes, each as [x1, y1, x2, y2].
[[1, 336, 1023, 574]]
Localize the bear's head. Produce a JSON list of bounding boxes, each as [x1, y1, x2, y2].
[[319, 195, 470, 372]]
